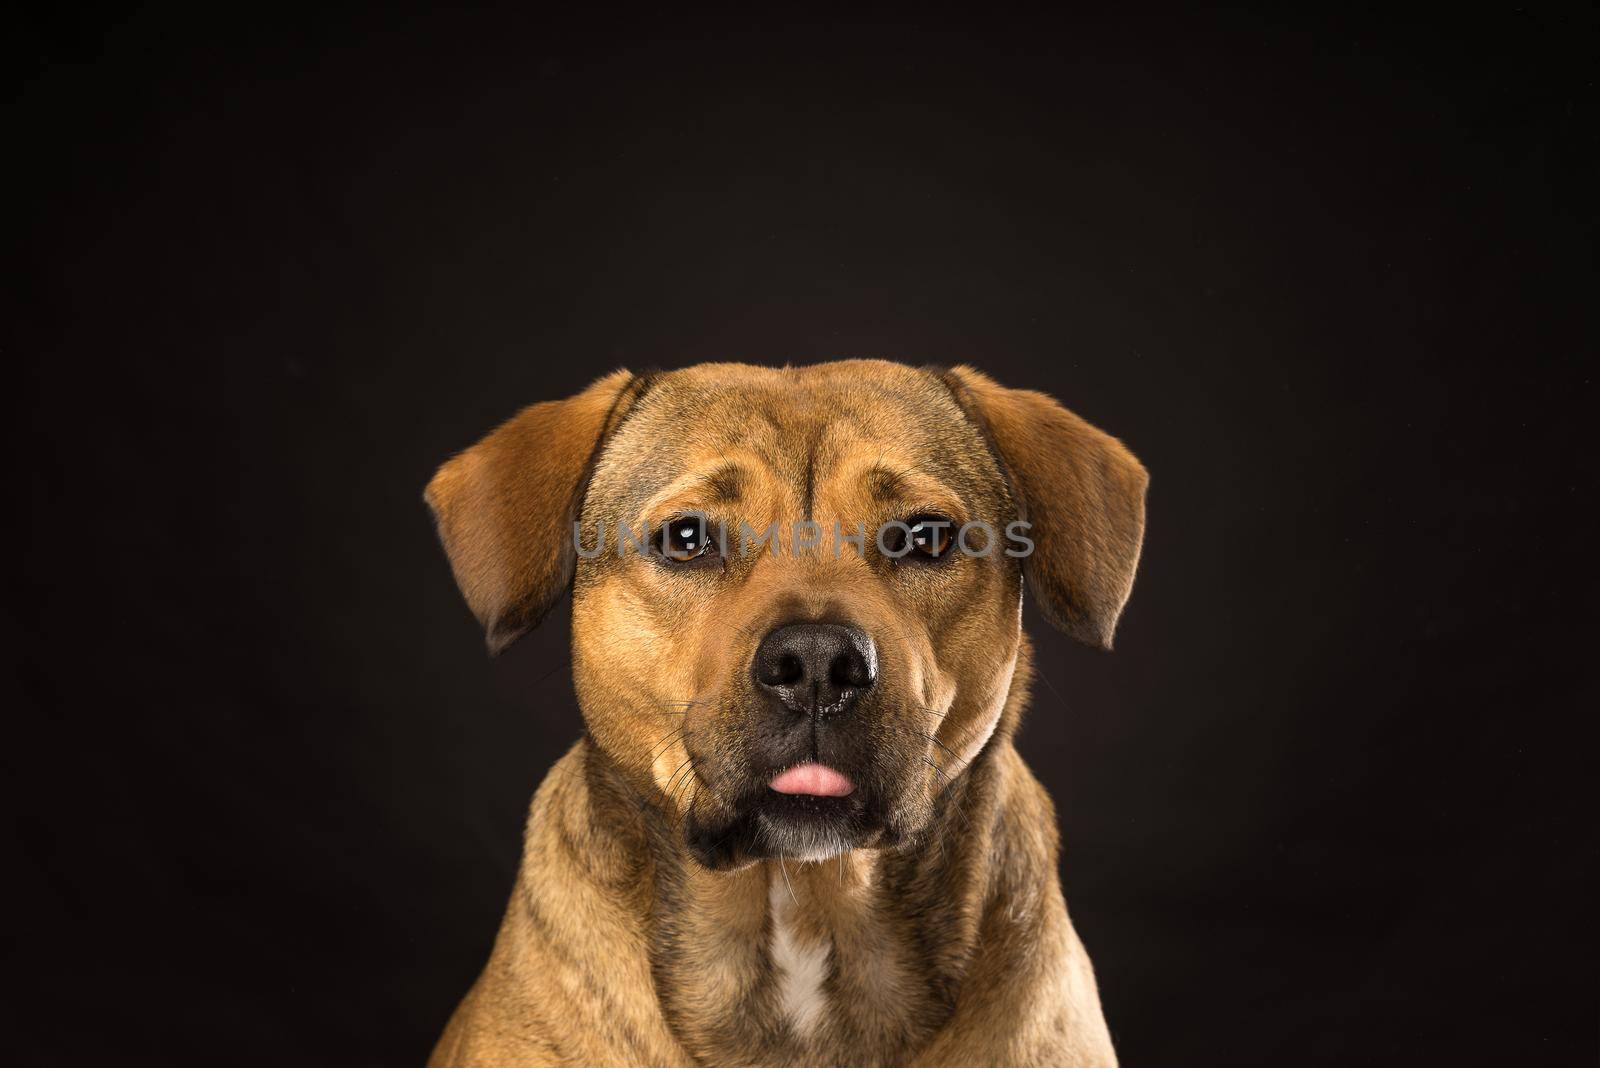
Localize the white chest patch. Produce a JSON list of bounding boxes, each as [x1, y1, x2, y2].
[[769, 876, 830, 1038]]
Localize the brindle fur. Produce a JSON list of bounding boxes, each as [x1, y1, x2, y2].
[[425, 361, 1147, 1066]]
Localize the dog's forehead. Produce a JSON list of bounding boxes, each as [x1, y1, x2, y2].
[[587, 361, 999, 514], [633, 361, 961, 447]]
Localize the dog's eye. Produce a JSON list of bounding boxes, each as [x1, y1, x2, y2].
[[908, 516, 954, 558], [884, 514, 955, 562], [658, 515, 719, 564]]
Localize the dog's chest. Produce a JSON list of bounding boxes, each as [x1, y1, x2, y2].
[[652, 860, 959, 1067], [768, 878, 830, 1037]]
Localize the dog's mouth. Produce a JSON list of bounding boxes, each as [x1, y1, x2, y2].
[[769, 761, 854, 797], [683, 760, 894, 869], [757, 761, 861, 857]]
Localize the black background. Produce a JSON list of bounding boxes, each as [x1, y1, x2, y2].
[[11, 8, 1595, 1065]]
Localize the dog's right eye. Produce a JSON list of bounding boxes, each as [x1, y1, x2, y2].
[[655, 515, 721, 566]]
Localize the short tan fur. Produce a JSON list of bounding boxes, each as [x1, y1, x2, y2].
[[425, 360, 1147, 1067]]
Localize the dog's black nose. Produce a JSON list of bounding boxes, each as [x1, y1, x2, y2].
[[753, 623, 877, 718]]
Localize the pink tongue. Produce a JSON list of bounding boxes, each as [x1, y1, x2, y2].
[[769, 762, 855, 797]]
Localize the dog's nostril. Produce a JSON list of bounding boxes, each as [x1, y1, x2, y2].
[[755, 649, 805, 688], [774, 653, 804, 686], [753, 622, 878, 715], [830, 647, 874, 690]]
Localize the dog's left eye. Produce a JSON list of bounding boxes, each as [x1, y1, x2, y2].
[[658, 516, 719, 564], [882, 513, 957, 562]]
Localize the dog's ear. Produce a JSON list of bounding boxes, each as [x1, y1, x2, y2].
[[942, 365, 1149, 650], [425, 369, 648, 656]]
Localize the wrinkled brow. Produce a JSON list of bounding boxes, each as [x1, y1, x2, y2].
[[648, 462, 747, 512], [860, 462, 967, 518], [864, 463, 905, 502], [637, 460, 773, 525], [696, 463, 747, 504]]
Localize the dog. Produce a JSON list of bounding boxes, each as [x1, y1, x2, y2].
[[423, 360, 1147, 1066]]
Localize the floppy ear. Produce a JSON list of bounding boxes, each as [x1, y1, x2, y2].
[[424, 369, 647, 656], [942, 365, 1149, 650]]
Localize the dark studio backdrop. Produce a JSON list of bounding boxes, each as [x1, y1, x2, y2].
[[10, 7, 1594, 1065]]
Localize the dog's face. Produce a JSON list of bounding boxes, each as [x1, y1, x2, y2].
[[571, 362, 1025, 866], [426, 361, 1146, 869]]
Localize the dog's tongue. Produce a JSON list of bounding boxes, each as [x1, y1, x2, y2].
[[769, 762, 854, 797]]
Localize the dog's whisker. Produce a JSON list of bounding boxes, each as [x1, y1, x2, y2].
[[1033, 665, 1068, 710], [668, 770, 698, 829], [667, 751, 705, 827], [649, 741, 694, 808], [669, 754, 699, 804], [664, 753, 695, 800], [527, 659, 570, 691], [917, 756, 975, 834], [878, 720, 965, 766], [778, 856, 798, 907], [645, 726, 687, 766], [678, 785, 697, 829], [918, 730, 964, 766]]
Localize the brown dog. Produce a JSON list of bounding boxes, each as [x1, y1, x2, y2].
[[424, 361, 1147, 1066]]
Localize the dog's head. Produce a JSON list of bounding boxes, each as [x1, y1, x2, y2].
[[426, 361, 1146, 868]]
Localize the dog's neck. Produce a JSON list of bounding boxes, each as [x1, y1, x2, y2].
[[520, 649, 1033, 1063], [581, 740, 1007, 1061]]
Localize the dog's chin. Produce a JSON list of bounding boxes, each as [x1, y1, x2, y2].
[[684, 790, 892, 871], [755, 793, 865, 862]]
